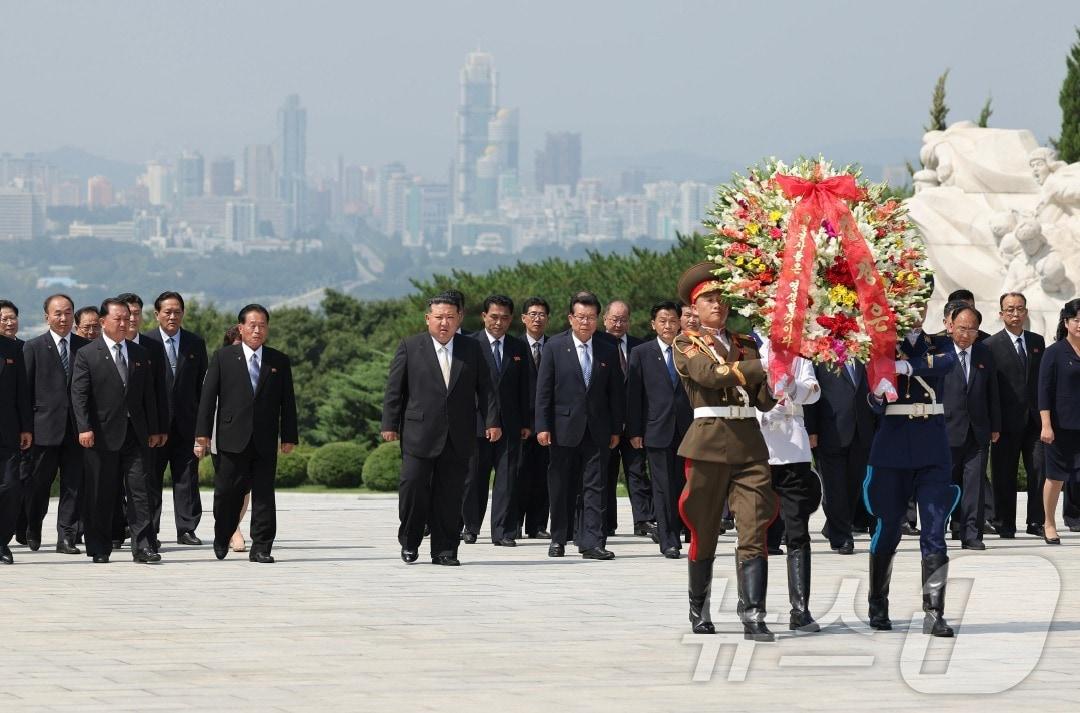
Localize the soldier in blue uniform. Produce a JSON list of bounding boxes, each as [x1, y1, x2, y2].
[[863, 299, 960, 638]]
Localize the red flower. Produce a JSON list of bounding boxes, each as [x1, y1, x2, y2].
[[816, 313, 860, 338], [824, 256, 856, 288]]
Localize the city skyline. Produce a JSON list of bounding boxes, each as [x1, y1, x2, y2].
[[1, 1, 1076, 179]]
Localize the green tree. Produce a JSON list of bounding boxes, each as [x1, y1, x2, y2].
[[924, 69, 950, 132], [1054, 27, 1080, 162], [311, 349, 392, 447]]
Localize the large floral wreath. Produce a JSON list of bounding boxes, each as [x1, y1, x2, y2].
[[703, 157, 933, 397]]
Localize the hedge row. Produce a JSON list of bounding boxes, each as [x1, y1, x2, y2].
[[187, 440, 401, 491]]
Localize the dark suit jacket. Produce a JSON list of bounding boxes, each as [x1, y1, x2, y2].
[[142, 328, 209, 439], [381, 332, 499, 460], [195, 344, 298, 456], [626, 338, 692, 448], [23, 331, 90, 446], [985, 328, 1044, 434], [534, 331, 625, 448], [70, 338, 159, 451], [596, 331, 643, 380], [132, 334, 171, 436], [938, 338, 1001, 448], [520, 334, 547, 418], [0, 337, 32, 448], [472, 331, 531, 437], [804, 361, 876, 450], [1039, 339, 1080, 430]]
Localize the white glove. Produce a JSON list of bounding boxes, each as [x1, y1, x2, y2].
[[894, 360, 913, 377], [873, 378, 899, 403]]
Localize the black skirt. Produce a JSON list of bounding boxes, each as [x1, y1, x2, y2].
[[1045, 428, 1080, 482]]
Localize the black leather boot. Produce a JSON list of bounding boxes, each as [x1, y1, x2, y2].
[[868, 552, 894, 631], [787, 544, 820, 632], [922, 553, 955, 637], [737, 556, 775, 641], [688, 557, 716, 634]]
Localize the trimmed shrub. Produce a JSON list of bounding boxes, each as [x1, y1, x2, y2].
[[276, 444, 313, 488], [362, 441, 402, 492], [198, 455, 216, 487], [308, 441, 368, 488]]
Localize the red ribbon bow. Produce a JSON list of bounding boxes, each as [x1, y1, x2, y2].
[[768, 173, 897, 396]]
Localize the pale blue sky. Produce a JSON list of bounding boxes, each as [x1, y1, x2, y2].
[[1, 0, 1076, 178]]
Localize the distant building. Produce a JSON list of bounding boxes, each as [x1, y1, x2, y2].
[[210, 157, 236, 196], [383, 173, 410, 239], [145, 161, 173, 206], [243, 144, 276, 201], [87, 175, 115, 209], [68, 220, 135, 242], [277, 94, 307, 231], [404, 180, 449, 248], [0, 188, 46, 240], [454, 51, 498, 217], [535, 132, 581, 194], [679, 181, 712, 235], [225, 200, 257, 242], [177, 152, 205, 203]]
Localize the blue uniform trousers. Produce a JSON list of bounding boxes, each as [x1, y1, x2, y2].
[[863, 463, 959, 558]]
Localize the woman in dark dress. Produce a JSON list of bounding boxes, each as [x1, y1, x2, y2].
[[1040, 298, 1080, 544]]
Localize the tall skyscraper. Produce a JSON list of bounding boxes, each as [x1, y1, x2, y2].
[[454, 51, 498, 217], [243, 144, 276, 201], [145, 161, 173, 206], [277, 94, 307, 233], [210, 157, 236, 196], [225, 200, 257, 242], [679, 181, 712, 235], [488, 108, 519, 174], [177, 152, 205, 202], [87, 175, 115, 209], [0, 189, 45, 240], [535, 132, 582, 194]]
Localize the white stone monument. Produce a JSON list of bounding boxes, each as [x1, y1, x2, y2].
[[907, 121, 1080, 336]]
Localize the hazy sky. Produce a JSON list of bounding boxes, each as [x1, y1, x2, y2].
[[1, 1, 1077, 177]]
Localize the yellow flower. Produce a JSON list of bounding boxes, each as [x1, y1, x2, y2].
[[746, 223, 760, 236], [735, 256, 745, 266], [768, 210, 782, 223], [828, 285, 858, 307]]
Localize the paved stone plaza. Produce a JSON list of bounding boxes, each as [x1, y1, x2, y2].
[[2, 492, 1079, 712]]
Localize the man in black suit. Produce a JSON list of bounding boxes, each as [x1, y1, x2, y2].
[[535, 291, 624, 560], [986, 291, 1046, 537], [460, 295, 531, 546], [195, 304, 298, 564], [517, 297, 551, 539], [74, 306, 101, 341], [0, 333, 33, 564], [142, 291, 208, 546], [627, 301, 692, 558], [0, 300, 19, 341], [381, 294, 501, 566], [804, 358, 875, 554], [940, 305, 1001, 550], [22, 294, 90, 553], [599, 299, 653, 537], [71, 298, 161, 564]]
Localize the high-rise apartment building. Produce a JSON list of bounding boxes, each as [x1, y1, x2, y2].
[[535, 132, 582, 193], [243, 144, 276, 201], [0, 189, 46, 240], [177, 152, 205, 202], [454, 52, 498, 216], [210, 157, 236, 196], [87, 175, 115, 209]]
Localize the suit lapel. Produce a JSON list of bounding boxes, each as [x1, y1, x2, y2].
[[254, 348, 271, 396], [446, 336, 464, 393], [99, 340, 127, 394]]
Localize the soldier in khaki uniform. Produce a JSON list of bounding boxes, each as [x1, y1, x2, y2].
[[674, 262, 779, 641]]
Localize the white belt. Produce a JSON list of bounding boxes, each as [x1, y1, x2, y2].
[[694, 406, 757, 420], [885, 403, 944, 418]]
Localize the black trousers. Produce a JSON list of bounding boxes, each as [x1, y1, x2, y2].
[[150, 430, 203, 538], [0, 447, 23, 546], [548, 432, 608, 551], [766, 461, 822, 550], [214, 440, 278, 555], [399, 440, 469, 556], [646, 444, 685, 552], [462, 435, 521, 542], [991, 422, 1045, 532], [815, 443, 868, 548], [22, 435, 84, 542], [603, 434, 653, 531], [82, 425, 153, 558], [951, 431, 989, 544], [1064, 482, 1080, 528], [517, 435, 549, 535]]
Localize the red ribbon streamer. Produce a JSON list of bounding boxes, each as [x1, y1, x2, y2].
[[768, 173, 897, 394]]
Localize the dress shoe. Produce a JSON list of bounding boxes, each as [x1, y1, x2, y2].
[[56, 538, 81, 555], [461, 532, 478, 544], [768, 546, 784, 556], [982, 519, 998, 535], [0, 545, 13, 564], [998, 530, 1016, 539], [213, 544, 228, 560], [151, 538, 162, 551], [663, 546, 681, 559], [431, 554, 460, 566], [527, 530, 551, 539], [177, 532, 202, 546], [683, 531, 692, 544], [719, 517, 735, 532], [493, 538, 517, 547], [961, 540, 986, 551], [111, 539, 124, 549], [1044, 534, 1061, 545], [900, 523, 920, 536], [1070, 525, 1080, 533], [1026, 524, 1045, 536], [400, 547, 418, 563], [249, 552, 275, 563], [581, 547, 615, 560], [92, 555, 110, 564], [548, 543, 565, 558], [133, 548, 162, 564], [634, 521, 657, 538], [833, 540, 855, 555], [27, 536, 41, 552]]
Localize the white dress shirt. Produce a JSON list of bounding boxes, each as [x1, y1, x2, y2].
[[753, 337, 820, 465]]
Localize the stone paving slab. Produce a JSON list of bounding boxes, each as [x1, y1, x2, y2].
[[2, 493, 1079, 711]]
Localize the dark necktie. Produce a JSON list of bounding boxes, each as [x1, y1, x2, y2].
[[665, 344, 677, 388], [492, 339, 503, 373], [59, 337, 69, 378], [959, 350, 969, 387], [1016, 336, 1028, 370], [619, 340, 628, 374], [532, 341, 541, 367], [114, 343, 127, 387]]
